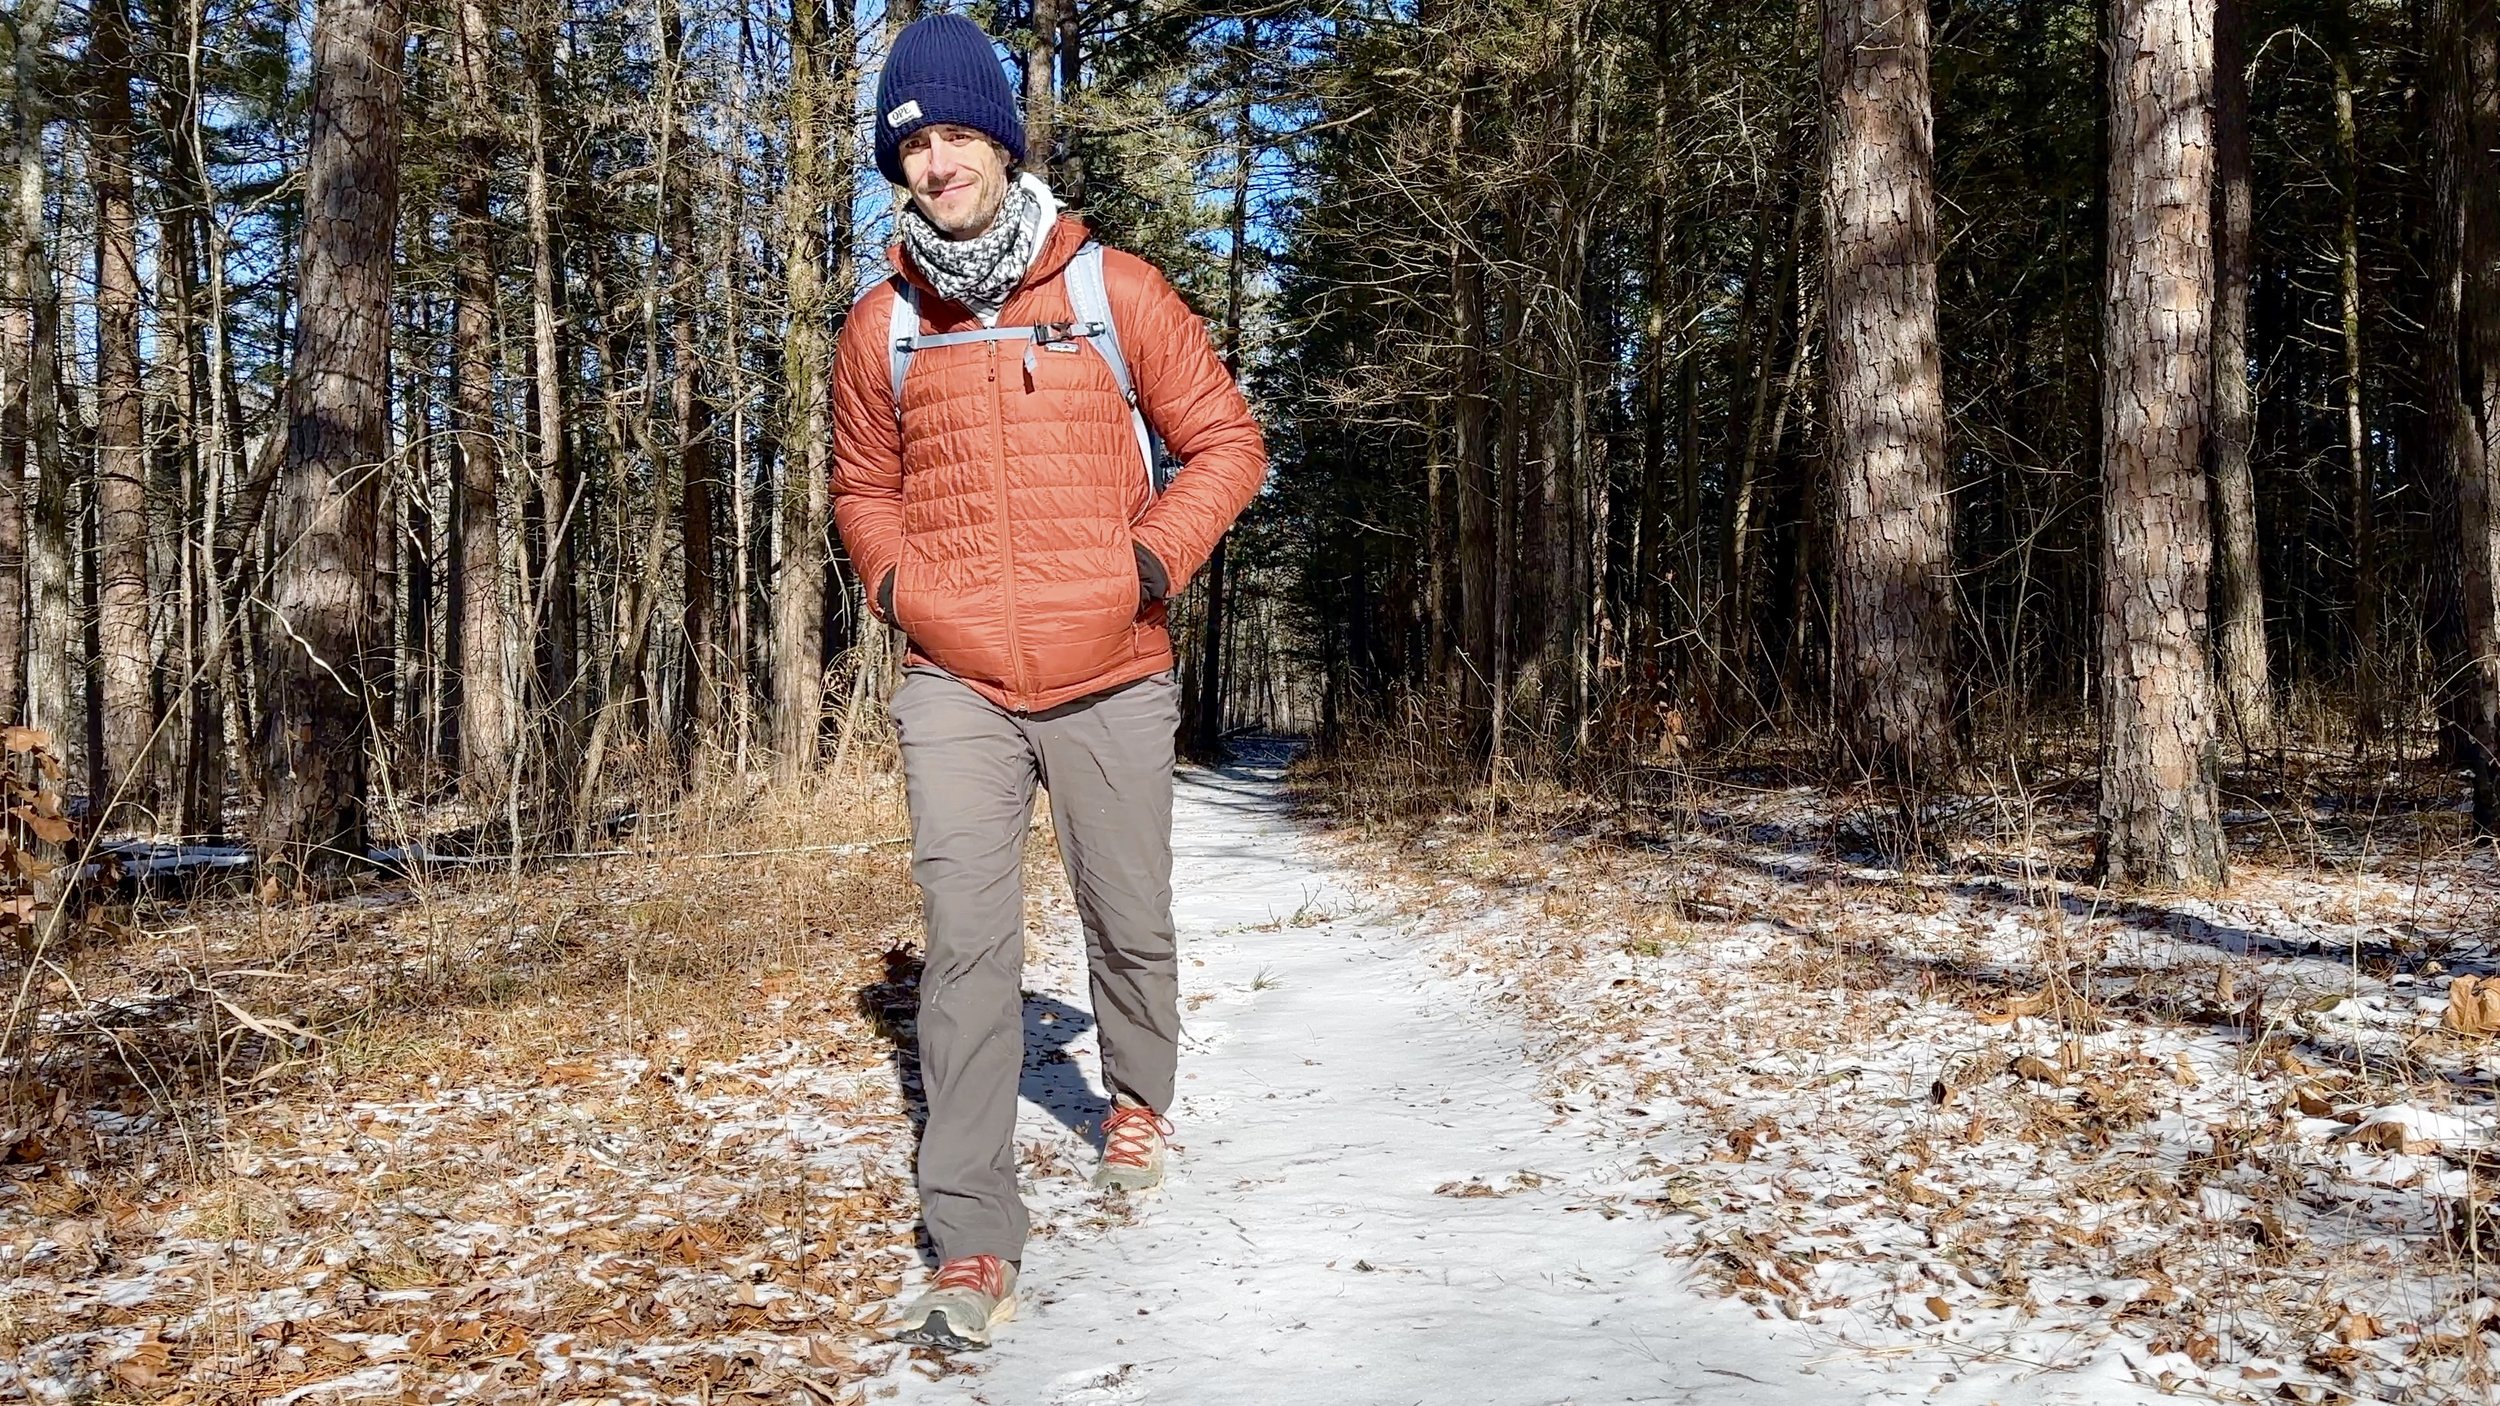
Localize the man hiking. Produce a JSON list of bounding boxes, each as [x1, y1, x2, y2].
[[830, 13, 1267, 1354]]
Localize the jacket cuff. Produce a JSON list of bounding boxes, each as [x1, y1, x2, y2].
[[1135, 542, 1170, 606]]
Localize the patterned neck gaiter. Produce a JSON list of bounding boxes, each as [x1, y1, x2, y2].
[[899, 174, 1056, 326]]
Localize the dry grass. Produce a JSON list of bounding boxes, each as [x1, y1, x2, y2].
[[0, 759, 947, 1402]]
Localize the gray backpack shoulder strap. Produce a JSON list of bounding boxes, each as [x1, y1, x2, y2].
[[885, 274, 918, 424], [1067, 243, 1166, 493]]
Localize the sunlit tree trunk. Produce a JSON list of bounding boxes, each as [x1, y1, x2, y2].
[[1026, 0, 1059, 183], [524, 0, 577, 762], [2208, 0, 2272, 748], [93, 0, 156, 819], [1823, 0, 1956, 785], [451, 0, 511, 801], [256, 0, 405, 875], [22, 2, 76, 788], [1191, 18, 1257, 760], [0, 0, 53, 727], [772, 0, 834, 783], [2097, 0, 2226, 887]]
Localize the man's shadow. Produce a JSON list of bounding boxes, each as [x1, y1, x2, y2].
[[856, 946, 1111, 1265]]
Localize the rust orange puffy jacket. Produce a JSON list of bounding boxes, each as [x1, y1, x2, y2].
[[831, 215, 1268, 714]]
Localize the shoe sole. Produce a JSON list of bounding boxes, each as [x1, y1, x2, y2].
[[893, 1295, 1018, 1352], [1093, 1166, 1163, 1192]]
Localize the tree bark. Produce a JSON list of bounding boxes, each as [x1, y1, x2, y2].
[[1450, 75, 1495, 742], [2097, 0, 2226, 888], [1823, 0, 1957, 785], [0, 0, 52, 727], [92, 0, 156, 819], [18, 0, 76, 783], [524, 1, 577, 757], [2334, 52, 2377, 743], [452, 0, 512, 801], [2433, 0, 2500, 828], [2208, 0, 2272, 748], [1191, 19, 1256, 761], [256, 0, 404, 874], [1026, 0, 1060, 183], [772, 0, 834, 783], [664, 0, 720, 756], [1055, 0, 1086, 204]]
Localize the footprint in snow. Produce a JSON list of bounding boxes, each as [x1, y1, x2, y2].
[[1047, 1362, 1149, 1404]]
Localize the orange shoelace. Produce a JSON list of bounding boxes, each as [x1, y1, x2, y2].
[[932, 1255, 1006, 1295], [1101, 1102, 1174, 1168]]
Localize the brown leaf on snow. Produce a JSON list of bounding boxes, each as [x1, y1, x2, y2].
[[103, 1327, 172, 1389], [2441, 976, 2500, 1037], [1726, 1119, 1779, 1160], [2009, 1054, 2066, 1087], [1977, 988, 2049, 1025], [805, 1332, 864, 1374], [2291, 1084, 2338, 1119], [2340, 1120, 2437, 1156], [2305, 1343, 2367, 1381], [2335, 1310, 2383, 1345], [2238, 1209, 2294, 1249], [1930, 1053, 1994, 1107], [1924, 1295, 1952, 1321]]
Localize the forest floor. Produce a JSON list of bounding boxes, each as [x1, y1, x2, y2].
[[3, 739, 2496, 1404], [1284, 733, 2500, 1406]]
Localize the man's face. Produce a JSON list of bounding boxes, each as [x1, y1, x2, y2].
[[900, 124, 1012, 239]]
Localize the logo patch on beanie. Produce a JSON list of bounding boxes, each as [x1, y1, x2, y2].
[[885, 100, 922, 128]]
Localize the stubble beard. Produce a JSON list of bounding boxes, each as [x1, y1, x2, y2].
[[920, 168, 1010, 241]]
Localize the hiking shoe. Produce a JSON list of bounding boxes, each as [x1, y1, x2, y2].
[[1094, 1098, 1173, 1191], [891, 1255, 1018, 1351]]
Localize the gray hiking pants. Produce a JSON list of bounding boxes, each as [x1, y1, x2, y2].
[[889, 664, 1183, 1264]]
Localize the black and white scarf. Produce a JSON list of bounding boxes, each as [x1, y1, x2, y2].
[[898, 174, 1057, 326]]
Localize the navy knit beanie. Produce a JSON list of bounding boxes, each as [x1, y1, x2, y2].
[[874, 15, 1026, 186]]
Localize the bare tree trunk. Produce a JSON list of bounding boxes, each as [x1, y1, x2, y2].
[[664, 0, 719, 757], [452, 0, 511, 800], [2334, 52, 2378, 744], [19, 0, 75, 785], [0, 0, 49, 726], [524, 3, 577, 756], [1055, 0, 1086, 205], [1450, 80, 1496, 741], [1635, 0, 1677, 695], [1191, 20, 1255, 760], [2097, 0, 2226, 888], [2208, 0, 2272, 748], [1026, 0, 1059, 184], [2433, 0, 2500, 828], [772, 0, 833, 783], [256, 0, 405, 876], [1823, 0, 1956, 785], [92, 0, 156, 820], [152, 3, 222, 835]]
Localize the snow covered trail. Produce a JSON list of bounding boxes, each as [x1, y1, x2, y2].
[[883, 754, 1875, 1406]]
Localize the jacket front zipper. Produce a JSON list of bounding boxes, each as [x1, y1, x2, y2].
[[989, 331, 1025, 702]]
